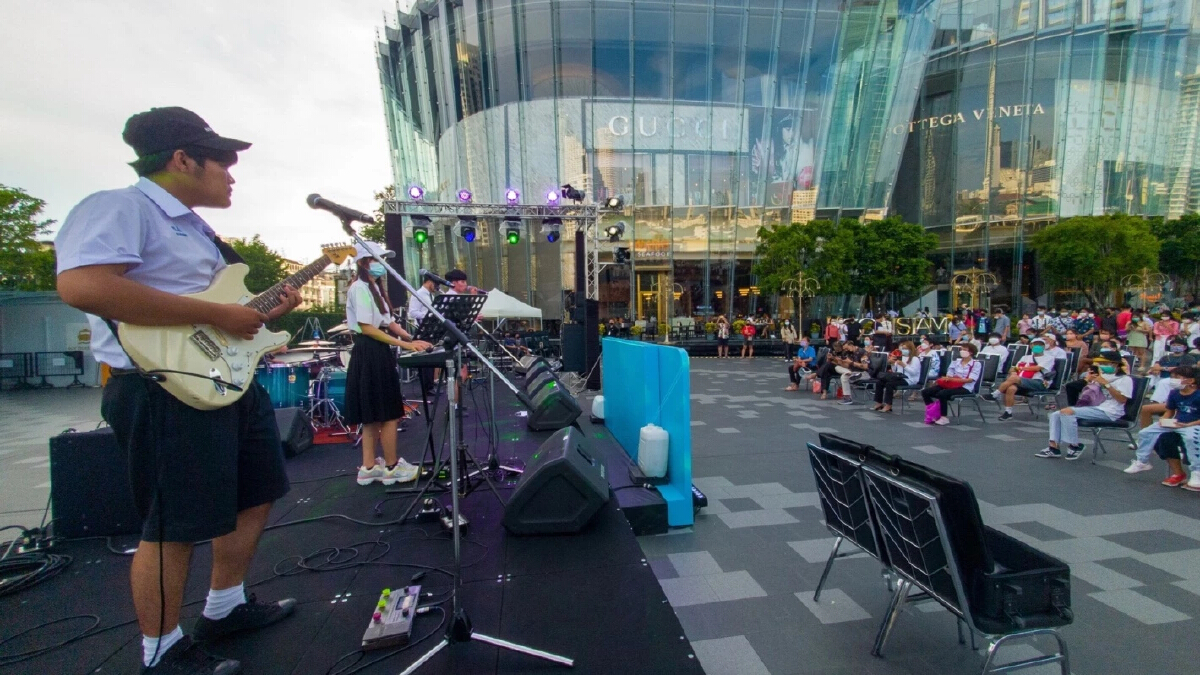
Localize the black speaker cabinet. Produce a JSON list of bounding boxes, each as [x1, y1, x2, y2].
[[503, 427, 610, 535], [275, 407, 314, 458], [527, 382, 582, 431], [524, 360, 554, 385], [50, 427, 141, 539], [561, 323, 585, 373]]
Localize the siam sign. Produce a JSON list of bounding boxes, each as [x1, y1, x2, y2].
[[892, 104, 1047, 135], [894, 317, 951, 335]]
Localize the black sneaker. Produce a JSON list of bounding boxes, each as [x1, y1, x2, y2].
[[1034, 448, 1062, 459], [1064, 445, 1084, 461], [142, 636, 240, 674], [192, 594, 296, 644], [997, 411, 1013, 422]]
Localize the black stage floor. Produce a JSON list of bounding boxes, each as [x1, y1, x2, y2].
[[0, 382, 701, 675]]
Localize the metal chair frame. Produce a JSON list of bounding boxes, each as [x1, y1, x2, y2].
[[806, 443, 892, 602], [947, 355, 997, 425], [860, 464, 1070, 675], [1023, 358, 1069, 419], [892, 357, 933, 414]]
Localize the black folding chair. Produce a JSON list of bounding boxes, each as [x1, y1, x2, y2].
[[807, 435, 892, 602], [1024, 358, 1069, 419], [852, 352, 890, 396], [861, 463, 1072, 675], [1008, 345, 1029, 370], [894, 357, 933, 414], [945, 356, 995, 424], [1078, 376, 1149, 464]]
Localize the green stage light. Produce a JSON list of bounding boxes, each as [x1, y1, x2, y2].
[[506, 228, 521, 245], [410, 214, 431, 245], [413, 228, 428, 244], [503, 217, 522, 245]]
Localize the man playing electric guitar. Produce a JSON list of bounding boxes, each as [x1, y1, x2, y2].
[[56, 107, 301, 674]]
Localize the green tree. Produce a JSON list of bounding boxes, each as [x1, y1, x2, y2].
[[359, 184, 396, 243], [1151, 213, 1200, 296], [0, 185, 57, 291], [753, 219, 855, 297], [228, 235, 288, 294], [848, 216, 938, 307], [1028, 214, 1160, 307]]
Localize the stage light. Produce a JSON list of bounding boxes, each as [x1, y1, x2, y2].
[[408, 185, 425, 201], [411, 214, 431, 245], [505, 188, 520, 204], [503, 217, 522, 245], [560, 184, 585, 202], [546, 190, 559, 205], [604, 195, 624, 210], [614, 247, 629, 264], [455, 216, 477, 243], [457, 189, 473, 203], [542, 217, 562, 243], [605, 220, 626, 242]]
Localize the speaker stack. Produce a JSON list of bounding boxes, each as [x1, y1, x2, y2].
[[274, 407, 314, 458], [503, 427, 610, 535], [521, 360, 582, 431]]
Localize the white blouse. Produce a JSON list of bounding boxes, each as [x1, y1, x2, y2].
[[346, 279, 391, 334]]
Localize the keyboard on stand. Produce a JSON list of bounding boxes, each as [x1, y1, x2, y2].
[[397, 348, 449, 368]]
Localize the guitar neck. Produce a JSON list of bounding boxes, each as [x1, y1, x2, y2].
[[246, 255, 331, 313]]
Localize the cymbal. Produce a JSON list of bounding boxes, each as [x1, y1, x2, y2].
[[296, 340, 337, 348]]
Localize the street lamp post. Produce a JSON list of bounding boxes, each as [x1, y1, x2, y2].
[[782, 271, 821, 335], [951, 268, 998, 311], [1121, 267, 1169, 310]]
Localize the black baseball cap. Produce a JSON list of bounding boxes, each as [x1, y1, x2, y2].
[[122, 107, 251, 157], [445, 269, 468, 282]]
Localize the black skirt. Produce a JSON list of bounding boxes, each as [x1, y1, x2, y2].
[[343, 334, 405, 426]]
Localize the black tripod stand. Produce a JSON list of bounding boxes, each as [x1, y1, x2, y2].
[[327, 217, 572, 673]]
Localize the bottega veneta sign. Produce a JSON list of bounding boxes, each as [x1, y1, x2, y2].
[[891, 104, 1047, 135]]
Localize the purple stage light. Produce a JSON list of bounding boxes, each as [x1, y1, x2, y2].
[[505, 188, 520, 204], [457, 189, 472, 203], [408, 185, 424, 200], [546, 190, 559, 204]]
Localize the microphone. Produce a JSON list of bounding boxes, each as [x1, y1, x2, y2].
[[306, 194, 375, 224], [420, 269, 451, 287]]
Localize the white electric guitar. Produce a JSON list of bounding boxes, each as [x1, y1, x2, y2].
[[118, 243, 357, 410]]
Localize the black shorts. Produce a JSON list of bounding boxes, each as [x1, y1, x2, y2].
[[717, 338, 729, 346], [101, 374, 290, 543]]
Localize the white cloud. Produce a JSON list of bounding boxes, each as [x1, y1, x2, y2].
[[0, 0, 399, 262]]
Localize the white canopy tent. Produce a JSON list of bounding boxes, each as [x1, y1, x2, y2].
[[479, 288, 543, 320]]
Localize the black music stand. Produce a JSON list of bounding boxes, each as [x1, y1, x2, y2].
[[391, 294, 505, 519]]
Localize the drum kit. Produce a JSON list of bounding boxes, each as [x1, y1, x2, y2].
[[255, 337, 355, 438]]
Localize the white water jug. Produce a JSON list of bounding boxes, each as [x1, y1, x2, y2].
[[638, 424, 669, 479]]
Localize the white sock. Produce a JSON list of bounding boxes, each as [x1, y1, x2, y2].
[[144, 625, 183, 667], [203, 583, 246, 621], [1005, 407, 1013, 413]]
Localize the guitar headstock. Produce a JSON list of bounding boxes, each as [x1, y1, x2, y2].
[[322, 243, 358, 265]]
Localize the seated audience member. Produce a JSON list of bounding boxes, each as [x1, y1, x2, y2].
[[1125, 366, 1200, 490], [831, 340, 869, 405], [1062, 329, 1090, 371], [785, 338, 817, 392], [1035, 351, 1133, 460], [1043, 333, 1069, 362], [1138, 336, 1200, 427], [921, 343, 982, 426], [872, 341, 921, 413], [986, 337, 1057, 421], [814, 340, 847, 400], [1065, 338, 1126, 406], [980, 333, 1010, 370]]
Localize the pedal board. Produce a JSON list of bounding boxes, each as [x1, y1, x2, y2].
[[440, 511, 469, 531], [361, 585, 421, 651]]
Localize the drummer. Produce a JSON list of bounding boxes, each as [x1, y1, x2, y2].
[[344, 243, 431, 486]]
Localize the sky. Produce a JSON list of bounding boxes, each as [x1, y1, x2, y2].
[[0, 0, 412, 262]]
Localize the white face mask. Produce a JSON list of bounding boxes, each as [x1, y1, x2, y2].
[[988, 337, 1000, 345], [1169, 378, 1184, 390], [900, 349, 911, 357]]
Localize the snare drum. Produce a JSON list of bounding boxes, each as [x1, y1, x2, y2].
[[255, 363, 311, 408]]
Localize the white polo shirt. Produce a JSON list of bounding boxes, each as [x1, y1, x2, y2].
[[54, 178, 226, 369]]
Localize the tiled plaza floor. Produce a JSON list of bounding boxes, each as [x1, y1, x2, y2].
[[635, 356, 1200, 675]]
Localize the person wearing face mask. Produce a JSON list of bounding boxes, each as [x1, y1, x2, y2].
[[1136, 337, 1199, 425], [980, 333, 1010, 370], [1050, 308, 1073, 334], [992, 308, 1011, 341], [785, 337, 817, 391], [1125, 314, 1150, 371], [344, 244, 432, 487], [780, 320, 798, 360], [986, 338, 1057, 421], [872, 341, 921, 412], [1152, 311, 1181, 363], [1074, 308, 1096, 338], [921, 342, 981, 425], [1125, 366, 1200, 490], [1035, 351, 1132, 460]]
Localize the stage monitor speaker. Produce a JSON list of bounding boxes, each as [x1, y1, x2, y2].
[[526, 378, 582, 431], [503, 427, 609, 535], [561, 323, 585, 373], [275, 407, 314, 458], [514, 355, 540, 374], [525, 363, 556, 389], [50, 427, 141, 539]]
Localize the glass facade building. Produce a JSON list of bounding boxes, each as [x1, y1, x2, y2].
[[377, 0, 1200, 321]]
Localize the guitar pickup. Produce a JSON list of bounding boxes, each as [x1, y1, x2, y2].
[[190, 331, 222, 361]]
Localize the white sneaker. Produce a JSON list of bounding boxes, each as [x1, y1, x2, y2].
[[1185, 473, 1200, 492], [357, 464, 385, 485], [1123, 460, 1153, 474], [384, 460, 419, 485], [934, 416, 950, 426]]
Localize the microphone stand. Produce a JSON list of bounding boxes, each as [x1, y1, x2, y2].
[[331, 216, 573, 673]]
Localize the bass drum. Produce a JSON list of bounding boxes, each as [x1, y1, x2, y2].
[[255, 363, 311, 408]]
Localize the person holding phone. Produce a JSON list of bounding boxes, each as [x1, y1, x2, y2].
[[921, 343, 981, 426], [1035, 351, 1132, 460], [1126, 365, 1200, 490]]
